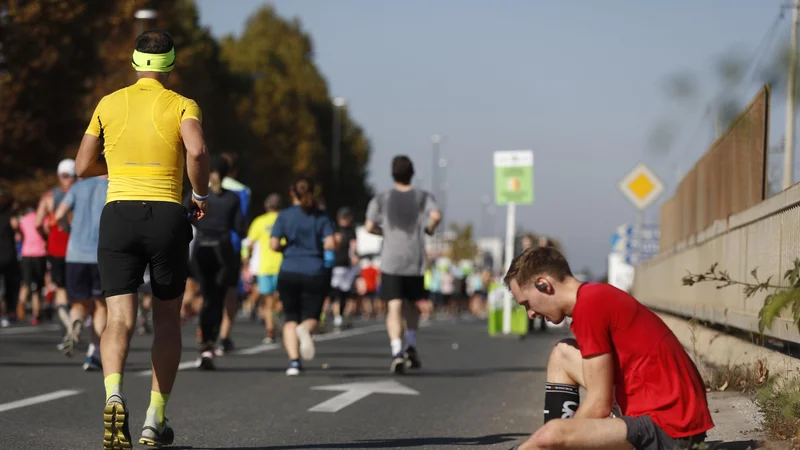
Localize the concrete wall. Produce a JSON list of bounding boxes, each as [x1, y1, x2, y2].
[[633, 182, 800, 344]]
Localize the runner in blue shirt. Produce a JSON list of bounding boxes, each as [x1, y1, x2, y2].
[[54, 175, 109, 371]]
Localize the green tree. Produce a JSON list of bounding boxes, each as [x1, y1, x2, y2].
[[448, 223, 478, 262], [218, 5, 373, 216], [0, 0, 136, 198], [1, 0, 375, 215]]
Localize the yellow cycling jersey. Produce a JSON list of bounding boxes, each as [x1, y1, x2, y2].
[[85, 78, 202, 204]]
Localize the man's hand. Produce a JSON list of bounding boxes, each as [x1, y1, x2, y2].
[[364, 220, 382, 236], [189, 197, 207, 220]]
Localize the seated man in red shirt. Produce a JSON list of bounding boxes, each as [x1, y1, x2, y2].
[[504, 247, 713, 450]]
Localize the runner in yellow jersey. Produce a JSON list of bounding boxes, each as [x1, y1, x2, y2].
[[74, 30, 210, 449], [242, 193, 284, 343]]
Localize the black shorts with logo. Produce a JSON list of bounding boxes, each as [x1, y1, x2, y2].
[[66, 263, 102, 302], [380, 273, 424, 302], [98, 201, 193, 300]]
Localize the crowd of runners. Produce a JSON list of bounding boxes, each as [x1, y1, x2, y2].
[[0, 156, 503, 359]]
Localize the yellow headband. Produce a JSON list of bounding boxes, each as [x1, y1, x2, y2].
[[131, 48, 175, 73]]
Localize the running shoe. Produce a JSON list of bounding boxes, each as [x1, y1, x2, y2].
[[103, 394, 132, 450], [59, 319, 83, 356], [56, 336, 69, 352], [139, 416, 175, 448], [286, 359, 302, 376], [196, 350, 215, 370], [262, 336, 274, 344], [390, 353, 406, 374], [404, 346, 422, 370], [83, 355, 102, 371], [0, 317, 9, 328], [214, 338, 234, 356], [295, 324, 315, 361]]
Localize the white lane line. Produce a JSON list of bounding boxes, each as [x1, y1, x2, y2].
[[136, 323, 386, 376], [0, 389, 83, 414], [0, 324, 61, 335], [237, 323, 385, 355]]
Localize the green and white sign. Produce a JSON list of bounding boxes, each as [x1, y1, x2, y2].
[[493, 150, 534, 205]]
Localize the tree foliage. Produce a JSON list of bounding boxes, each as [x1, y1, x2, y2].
[[682, 259, 800, 335], [448, 223, 478, 262], [0, 0, 373, 215]]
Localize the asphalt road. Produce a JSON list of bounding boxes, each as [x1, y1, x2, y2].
[[0, 317, 568, 450]]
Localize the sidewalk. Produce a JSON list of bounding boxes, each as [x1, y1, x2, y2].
[[705, 391, 765, 449]]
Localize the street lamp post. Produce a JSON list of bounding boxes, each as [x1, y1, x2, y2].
[[438, 157, 448, 233], [133, 9, 158, 36], [332, 97, 346, 203], [430, 134, 441, 200]]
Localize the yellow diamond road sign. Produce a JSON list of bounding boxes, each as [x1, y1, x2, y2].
[[618, 163, 664, 210]]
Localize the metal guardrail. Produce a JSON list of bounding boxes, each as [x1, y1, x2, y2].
[[633, 182, 800, 344]]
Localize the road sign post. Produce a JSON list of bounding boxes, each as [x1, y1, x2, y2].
[[617, 163, 665, 264], [493, 150, 534, 336]]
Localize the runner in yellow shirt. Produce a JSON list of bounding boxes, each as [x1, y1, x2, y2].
[[242, 193, 283, 342], [75, 30, 210, 449]]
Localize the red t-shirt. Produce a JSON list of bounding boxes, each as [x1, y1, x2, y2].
[[46, 188, 70, 258], [361, 266, 379, 293], [570, 283, 714, 439]]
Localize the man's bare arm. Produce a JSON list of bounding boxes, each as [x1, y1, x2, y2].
[[75, 133, 107, 177], [364, 220, 383, 236], [53, 201, 71, 224], [426, 210, 442, 235], [35, 194, 51, 235], [574, 353, 615, 419], [180, 119, 210, 197]]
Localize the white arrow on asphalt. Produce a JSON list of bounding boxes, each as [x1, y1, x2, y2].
[[308, 379, 419, 413]]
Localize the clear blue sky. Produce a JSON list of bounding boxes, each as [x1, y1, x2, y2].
[[195, 0, 789, 275]]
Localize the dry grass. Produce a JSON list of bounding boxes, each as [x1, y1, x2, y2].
[[701, 359, 799, 445]]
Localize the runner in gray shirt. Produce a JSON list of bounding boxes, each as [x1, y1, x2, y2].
[[365, 155, 441, 373]]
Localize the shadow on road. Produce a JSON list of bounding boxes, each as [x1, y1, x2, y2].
[[312, 351, 390, 359], [335, 366, 545, 379], [168, 432, 528, 449], [706, 440, 762, 450], [204, 365, 545, 378]]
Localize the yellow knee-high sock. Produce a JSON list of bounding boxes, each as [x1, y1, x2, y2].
[[104, 373, 123, 401], [147, 391, 170, 424]]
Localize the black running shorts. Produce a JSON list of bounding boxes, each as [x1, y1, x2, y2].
[[21, 257, 46, 290], [98, 201, 193, 300], [48, 256, 67, 288], [277, 271, 327, 323], [380, 273, 424, 302], [66, 263, 102, 302]]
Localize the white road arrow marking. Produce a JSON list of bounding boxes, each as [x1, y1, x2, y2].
[[308, 379, 419, 413]]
